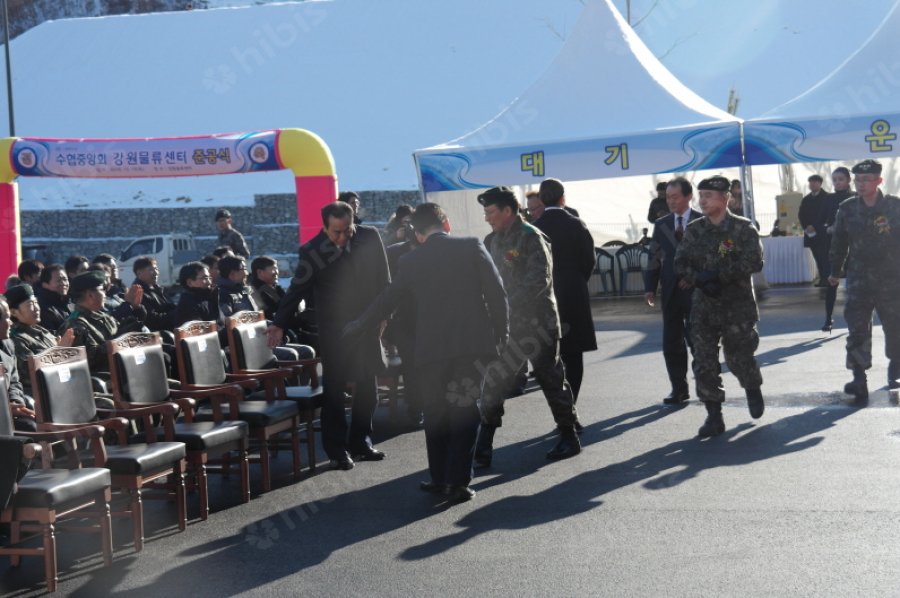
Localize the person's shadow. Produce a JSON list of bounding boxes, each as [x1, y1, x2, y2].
[[401, 405, 857, 561]]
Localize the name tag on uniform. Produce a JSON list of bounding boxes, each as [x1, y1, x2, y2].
[[58, 366, 71, 383]]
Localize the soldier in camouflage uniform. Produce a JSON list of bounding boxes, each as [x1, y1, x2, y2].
[[216, 209, 250, 257], [828, 159, 900, 402], [674, 176, 764, 437], [475, 186, 580, 465]]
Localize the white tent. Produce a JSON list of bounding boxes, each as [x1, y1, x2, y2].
[[743, 0, 900, 166], [413, 0, 744, 235], [0, 0, 584, 210]]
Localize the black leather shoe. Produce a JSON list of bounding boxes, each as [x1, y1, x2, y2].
[[697, 413, 725, 437], [444, 485, 475, 503], [546, 429, 581, 460], [419, 480, 445, 494], [351, 446, 386, 461], [746, 388, 764, 419], [329, 454, 355, 470], [663, 390, 690, 405]]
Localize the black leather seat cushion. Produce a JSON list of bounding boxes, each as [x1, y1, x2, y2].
[[282, 386, 325, 411], [195, 400, 298, 427], [13, 468, 110, 508], [104, 442, 186, 475], [167, 421, 248, 451]]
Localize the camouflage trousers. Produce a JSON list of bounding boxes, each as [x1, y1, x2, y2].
[[844, 288, 900, 370], [479, 329, 577, 428], [690, 317, 763, 403]]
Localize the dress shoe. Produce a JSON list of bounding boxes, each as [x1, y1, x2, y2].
[[419, 480, 445, 494], [697, 402, 725, 438], [329, 454, 354, 470], [746, 387, 765, 419], [351, 446, 386, 461], [444, 485, 476, 503], [546, 428, 581, 460], [663, 389, 690, 405]]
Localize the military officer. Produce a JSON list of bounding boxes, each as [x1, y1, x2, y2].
[[674, 175, 764, 437], [828, 159, 900, 402], [215, 209, 250, 257], [476, 186, 580, 465], [5, 284, 75, 394]]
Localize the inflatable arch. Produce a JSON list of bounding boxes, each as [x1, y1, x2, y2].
[[0, 128, 337, 286]]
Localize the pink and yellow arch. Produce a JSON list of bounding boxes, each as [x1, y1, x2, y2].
[[0, 128, 337, 287]]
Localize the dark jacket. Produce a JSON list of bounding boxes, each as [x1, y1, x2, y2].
[[0, 339, 27, 406], [174, 286, 220, 328], [645, 209, 703, 306], [275, 225, 390, 375], [134, 279, 176, 331], [799, 191, 829, 248], [249, 279, 285, 321], [348, 232, 508, 366], [217, 278, 257, 321], [35, 286, 70, 333], [533, 208, 597, 352]]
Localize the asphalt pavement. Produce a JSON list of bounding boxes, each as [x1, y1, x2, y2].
[[3, 285, 900, 597]]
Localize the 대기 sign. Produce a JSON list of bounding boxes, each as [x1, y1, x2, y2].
[[11, 131, 281, 178]]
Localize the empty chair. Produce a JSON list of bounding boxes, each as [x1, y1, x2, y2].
[[0, 365, 113, 593], [107, 332, 251, 520], [592, 247, 616, 295], [28, 346, 187, 552], [174, 320, 301, 493], [615, 243, 651, 295]]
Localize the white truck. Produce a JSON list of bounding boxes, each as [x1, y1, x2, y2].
[[119, 234, 202, 288]]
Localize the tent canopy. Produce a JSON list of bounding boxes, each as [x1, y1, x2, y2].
[[414, 0, 743, 193], [743, 0, 900, 166]]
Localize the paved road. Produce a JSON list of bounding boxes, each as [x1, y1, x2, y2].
[[3, 286, 900, 597]]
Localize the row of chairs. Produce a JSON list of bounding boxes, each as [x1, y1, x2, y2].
[[0, 311, 324, 592], [593, 243, 652, 296]]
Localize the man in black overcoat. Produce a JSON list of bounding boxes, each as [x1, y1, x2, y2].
[[343, 203, 508, 502], [268, 201, 390, 470], [532, 178, 597, 405], [643, 177, 702, 405]]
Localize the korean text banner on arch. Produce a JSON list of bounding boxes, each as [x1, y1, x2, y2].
[[11, 131, 281, 178]]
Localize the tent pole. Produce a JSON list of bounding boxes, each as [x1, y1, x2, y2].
[[738, 122, 755, 225]]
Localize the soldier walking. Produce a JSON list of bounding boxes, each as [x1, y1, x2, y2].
[[674, 176, 764, 437], [828, 159, 900, 402], [476, 186, 580, 465], [215, 209, 250, 257]]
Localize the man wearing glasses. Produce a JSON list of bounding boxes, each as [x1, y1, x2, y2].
[[829, 159, 900, 403]]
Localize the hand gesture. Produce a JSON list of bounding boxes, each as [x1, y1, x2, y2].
[[125, 284, 143, 307], [266, 324, 284, 348], [57, 328, 75, 347]]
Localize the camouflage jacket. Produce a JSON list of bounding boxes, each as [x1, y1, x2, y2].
[[9, 322, 58, 393], [829, 191, 900, 291], [674, 211, 763, 323], [218, 228, 250, 257], [485, 215, 560, 337], [60, 308, 120, 372]]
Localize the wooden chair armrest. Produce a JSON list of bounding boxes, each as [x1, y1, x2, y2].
[[22, 442, 42, 460], [176, 384, 246, 422], [19, 424, 109, 468], [160, 394, 198, 422], [223, 373, 264, 390], [98, 403, 179, 443]]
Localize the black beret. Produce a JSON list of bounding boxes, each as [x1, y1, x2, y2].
[[808, 174, 823, 183], [4, 283, 33, 309], [697, 176, 731, 192], [477, 186, 518, 209], [852, 159, 882, 175], [215, 209, 232, 220], [70, 270, 107, 294]]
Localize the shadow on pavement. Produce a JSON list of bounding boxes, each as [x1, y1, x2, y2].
[[400, 405, 857, 561]]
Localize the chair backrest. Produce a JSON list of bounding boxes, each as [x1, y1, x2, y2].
[[595, 248, 614, 273], [108, 332, 170, 405], [174, 320, 227, 386], [615, 243, 650, 272], [0, 365, 14, 436], [28, 346, 96, 424], [602, 240, 626, 248], [226, 311, 275, 371]]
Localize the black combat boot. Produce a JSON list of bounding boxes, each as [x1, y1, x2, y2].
[[697, 401, 725, 438], [888, 361, 900, 390], [546, 426, 581, 460], [474, 425, 496, 469], [746, 387, 765, 419], [843, 367, 869, 404]]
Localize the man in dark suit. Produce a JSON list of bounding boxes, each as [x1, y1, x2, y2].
[[343, 204, 508, 502], [533, 178, 596, 407], [799, 174, 830, 286], [643, 177, 702, 405], [268, 201, 390, 470]]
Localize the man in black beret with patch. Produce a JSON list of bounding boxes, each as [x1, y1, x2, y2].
[[829, 159, 900, 402], [674, 175, 764, 437], [476, 186, 581, 466], [215, 209, 250, 258]]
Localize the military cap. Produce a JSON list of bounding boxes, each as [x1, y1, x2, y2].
[[477, 186, 519, 210], [69, 270, 107, 294], [697, 176, 731, 192], [215, 209, 232, 220], [852, 159, 882, 175], [4, 283, 33, 309]]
